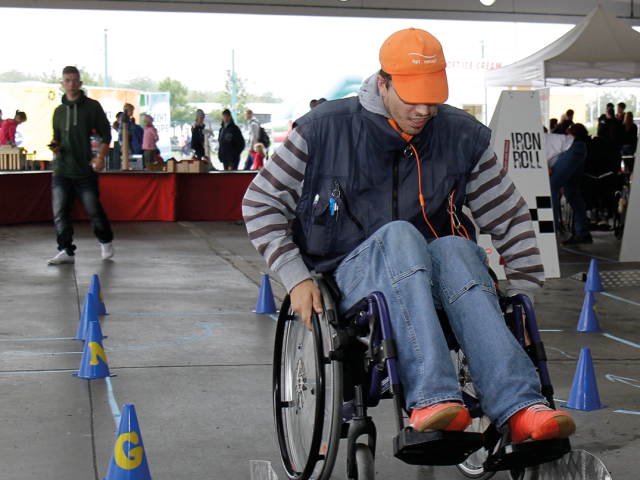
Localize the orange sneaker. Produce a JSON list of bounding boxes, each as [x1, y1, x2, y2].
[[508, 404, 576, 443], [410, 402, 472, 433]]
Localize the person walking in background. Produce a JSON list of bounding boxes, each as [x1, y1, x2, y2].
[[0, 110, 27, 146], [191, 109, 206, 159], [621, 111, 637, 172], [142, 115, 159, 168], [47, 66, 114, 265], [550, 124, 592, 246], [616, 102, 626, 122], [119, 103, 144, 155], [251, 143, 266, 170], [554, 109, 574, 134], [218, 109, 245, 170], [242, 109, 260, 170]]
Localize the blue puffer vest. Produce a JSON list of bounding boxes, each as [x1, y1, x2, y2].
[[291, 97, 491, 273]]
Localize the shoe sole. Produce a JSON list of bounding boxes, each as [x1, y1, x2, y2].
[[102, 255, 114, 260], [47, 260, 75, 265], [413, 405, 469, 432], [531, 415, 576, 441]]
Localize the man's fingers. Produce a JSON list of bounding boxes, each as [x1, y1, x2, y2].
[[312, 289, 323, 314]]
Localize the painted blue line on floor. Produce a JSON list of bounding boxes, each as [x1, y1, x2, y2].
[[113, 312, 244, 315], [269, 314, 278, 322], [561, 248, 618, 263], [615, 410, 640, 415], [0, 369, 78, 375], [601, 292, 640, 307], [4, 351, 81, 356], [105, 377, 121, 428], [603, 333, 640, 350], [540, 329, 563, 332], [0, 337, 75, 342]]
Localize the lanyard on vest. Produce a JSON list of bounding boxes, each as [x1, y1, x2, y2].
[[387, 118, 469, 240]]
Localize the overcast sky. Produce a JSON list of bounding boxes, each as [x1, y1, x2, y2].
[[1, 7, 577, 100]]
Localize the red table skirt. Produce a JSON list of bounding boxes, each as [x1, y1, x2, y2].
[[0, 171, 257, 225]]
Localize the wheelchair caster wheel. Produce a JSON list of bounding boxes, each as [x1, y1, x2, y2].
[[352, 444, 375, 480]]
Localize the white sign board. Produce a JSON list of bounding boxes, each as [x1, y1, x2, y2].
[[619, 167, 640, 262], [478, 90, 560, 279]]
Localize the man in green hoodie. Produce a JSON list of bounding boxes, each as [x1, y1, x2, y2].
[[47, 66, 114, 265]]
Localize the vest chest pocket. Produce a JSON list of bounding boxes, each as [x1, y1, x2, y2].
[[307, 200, 334, 256]]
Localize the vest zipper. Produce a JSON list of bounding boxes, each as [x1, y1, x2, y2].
[[392, 155, 400, 221], [334, 181, 364, 231]]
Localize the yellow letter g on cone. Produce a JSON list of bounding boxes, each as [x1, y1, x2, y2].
[[104, 404, 152, 480]]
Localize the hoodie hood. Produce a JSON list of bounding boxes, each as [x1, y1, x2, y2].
[[358, 72, 390, 118]]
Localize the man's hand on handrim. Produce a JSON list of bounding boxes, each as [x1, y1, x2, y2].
[[290, 279, 324, 331]]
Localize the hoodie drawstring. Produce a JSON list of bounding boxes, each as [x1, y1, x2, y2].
[[65, 106, 70, 132], [74, 105, 77, 127]]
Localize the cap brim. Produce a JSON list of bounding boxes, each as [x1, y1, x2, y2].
[[392, 69, 448, 105]]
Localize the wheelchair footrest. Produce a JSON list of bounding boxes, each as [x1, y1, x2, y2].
[[483, 438, 571, 472], [393, 429, 484, 466]]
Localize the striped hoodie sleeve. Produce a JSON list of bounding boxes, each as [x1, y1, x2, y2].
[[466, 147, 545, 300], [242, 127, 312, 293]]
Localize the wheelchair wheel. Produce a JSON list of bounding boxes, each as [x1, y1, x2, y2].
[[353, 443, 375, 480], [273, 278, 343, 480], [454, 350, 496, 480]]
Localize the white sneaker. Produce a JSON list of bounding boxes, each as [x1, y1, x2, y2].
[[100, 242, 114, 260], [47, 250, 75, 265]]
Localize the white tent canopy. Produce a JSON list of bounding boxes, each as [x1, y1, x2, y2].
[[485, 5, 640, 87]]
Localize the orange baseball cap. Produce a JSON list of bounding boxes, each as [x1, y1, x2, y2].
[[379, 28, 448, 104]]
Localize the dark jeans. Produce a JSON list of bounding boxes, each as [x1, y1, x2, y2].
[[222, 159, 240, 171], [52, 175, 113, 255]]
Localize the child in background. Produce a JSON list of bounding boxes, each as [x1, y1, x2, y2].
[[191, 109, 206, 159], [251, 143, 266, 170], [142, 115, 159, 169], [0, 110, 27, 146]]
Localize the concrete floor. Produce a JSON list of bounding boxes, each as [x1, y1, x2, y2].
[[0, 220, 638, 479]]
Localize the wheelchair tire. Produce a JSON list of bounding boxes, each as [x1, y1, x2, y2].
[[454, 350, 496, 480], [354, 443, 375, 480], [273, 278, 343, 480]]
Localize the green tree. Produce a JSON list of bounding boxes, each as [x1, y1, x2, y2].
[[76, 67, 102, 86], [247, 91, 283, 103], [0, 70, 33, 82], [123, 76, 159, 92], [219, 71, 248, 123], [187, 90, 224, 103], [158, 77, 194, 124]]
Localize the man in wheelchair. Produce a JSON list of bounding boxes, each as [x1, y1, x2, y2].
[[243, 28, 575, 448]]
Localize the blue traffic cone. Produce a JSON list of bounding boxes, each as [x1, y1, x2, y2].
[[562, 348, 608, 411], [74, 293, 98, 341], [577, 291, 602, 332], [584, 258, 604, 293], [89, 274, 108, 315], [104, 404, 152, 480], [254, 274, 277, 314], [74, 320, 115, 379]]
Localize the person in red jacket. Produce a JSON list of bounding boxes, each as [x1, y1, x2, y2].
[[251, 143, 266, 170], [0, 110, 27, 146]]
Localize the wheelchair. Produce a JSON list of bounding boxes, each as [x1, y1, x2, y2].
[[273, 275, 571, 480]]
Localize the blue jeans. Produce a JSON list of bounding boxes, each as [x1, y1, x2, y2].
[[334, 221, 544, 427], [550, 140, 589, 237], [52, 175, 113, 255]]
